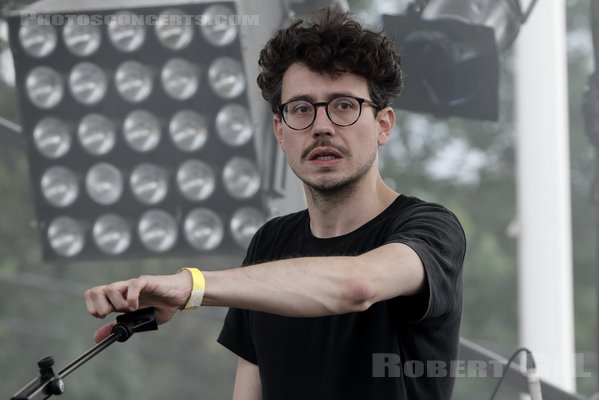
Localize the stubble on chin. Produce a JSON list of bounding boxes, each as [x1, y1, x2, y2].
[[298, 152, 377, 209]]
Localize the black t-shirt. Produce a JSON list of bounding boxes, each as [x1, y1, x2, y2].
[[218, 195, 466, 399]]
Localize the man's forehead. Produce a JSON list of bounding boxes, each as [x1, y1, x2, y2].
[[280, 63, 369, 101]]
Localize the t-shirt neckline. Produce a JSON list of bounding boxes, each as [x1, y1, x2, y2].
[[303, 194, 405, 241]]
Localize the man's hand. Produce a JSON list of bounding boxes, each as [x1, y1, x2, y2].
[[84, 271, 193, 342]]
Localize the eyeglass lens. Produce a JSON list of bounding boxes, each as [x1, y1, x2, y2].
[[283, 96, 362, 130]]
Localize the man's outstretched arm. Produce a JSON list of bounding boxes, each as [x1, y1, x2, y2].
[[200, 242, 424, 316], [85, 242, 425, 339]]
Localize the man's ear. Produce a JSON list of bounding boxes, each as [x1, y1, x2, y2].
[[376, 107, 396, 146], [273, 114, 285, 152]]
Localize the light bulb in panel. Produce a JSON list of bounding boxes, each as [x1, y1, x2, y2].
[[200, 5, 237, 47], [19, 18, 57, 58], [161, 58, 199, 100], [41, 166, 79, 207], [78, 114, 116, 156], [184, 208, 224, 251], [26, 66, 64, 109], [69, 62, 107, 105], [155, 9, 194, 50], [123, 110, 161, 152], [216, 104, 253, 146], [48, 216, 85, 257], [93, 214, 131, 255], [33, 117, 71, 159], [115, 61, 153, 103], [85, 162, 124, 205], [230, 207, 265, 248], [208, 57, 245, 99], [108, 11, 146, 52], [130, 163, 168, 205], [138, 209, 178, 252], [169, 110, 208, 152], [63, 22, 101, 56], [222, 157, 260, 199], [177, 160, 215, 202]]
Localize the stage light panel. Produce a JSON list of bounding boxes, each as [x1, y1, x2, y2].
[[8, 1, 265, 261]]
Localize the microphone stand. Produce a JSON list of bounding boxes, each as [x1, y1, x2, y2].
[[10, 307, 158, 400]]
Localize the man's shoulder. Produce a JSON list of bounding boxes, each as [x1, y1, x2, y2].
[[384, 194, 465, 238], [393, 194, 459, 218]]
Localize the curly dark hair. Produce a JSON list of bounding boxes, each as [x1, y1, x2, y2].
[[257, 8, 403, 114]]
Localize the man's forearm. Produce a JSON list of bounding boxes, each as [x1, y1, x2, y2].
[[202, 256, 372, 317], [200, 243, 425, 317]]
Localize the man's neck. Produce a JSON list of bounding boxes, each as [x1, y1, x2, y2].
[[305, 176, 398, 238]]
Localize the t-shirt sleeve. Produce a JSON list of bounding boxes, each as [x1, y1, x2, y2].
[[385, 201, 466, 322], [216, 225, 264, 365], [217, 307, 257, 364]]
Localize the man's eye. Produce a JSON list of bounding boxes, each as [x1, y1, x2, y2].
[[332, 98, 357, 111], [292, 104, 312, 114]]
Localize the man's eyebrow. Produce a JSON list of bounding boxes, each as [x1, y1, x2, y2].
[[282, 91, 361, 104], [282, 94, 315, 104]]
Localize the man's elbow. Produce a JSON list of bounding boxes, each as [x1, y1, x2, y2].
[[340, 276, 375, 313]]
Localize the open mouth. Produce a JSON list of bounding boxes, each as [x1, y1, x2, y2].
[[307, 147, 343, 161], [313, 155, 338, 161]]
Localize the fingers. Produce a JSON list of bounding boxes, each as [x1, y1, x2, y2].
[[85, 285, 115, 318], [125, 275, 150, 311], [85, 276, 151, 343], [84, 274, 187, 326], [84, 279, 138, 318], [93, 321, 117, 343]]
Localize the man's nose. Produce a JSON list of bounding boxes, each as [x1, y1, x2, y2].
[[311, 105, 335, 136]]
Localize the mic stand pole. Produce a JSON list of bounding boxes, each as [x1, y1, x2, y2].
[[10, 307, 158, 400]]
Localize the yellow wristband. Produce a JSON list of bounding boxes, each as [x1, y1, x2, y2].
[[179, 267, 205, 310]]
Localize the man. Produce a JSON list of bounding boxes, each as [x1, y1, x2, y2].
[[85, 8, 466, 399]]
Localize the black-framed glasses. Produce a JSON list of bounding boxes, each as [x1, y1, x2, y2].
[[277, 95, 380, 131]]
